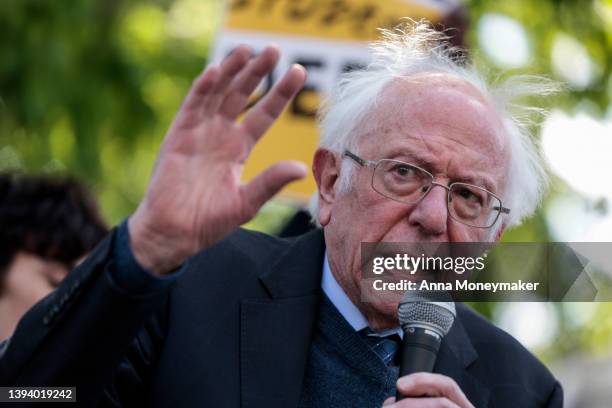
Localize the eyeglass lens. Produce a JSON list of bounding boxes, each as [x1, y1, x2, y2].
[[372, 159, 502, 227]]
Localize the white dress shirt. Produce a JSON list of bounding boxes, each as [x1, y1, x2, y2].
[[321, 252, 403, 338]]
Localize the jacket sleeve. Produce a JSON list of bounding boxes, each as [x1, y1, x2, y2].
[[0, 228, 174, 407], [546, 380, 564, 408], [98, 305, 168, 407]]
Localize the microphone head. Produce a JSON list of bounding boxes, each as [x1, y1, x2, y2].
[[397, 290, 456, 337]]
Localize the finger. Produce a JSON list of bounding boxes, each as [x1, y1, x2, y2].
[[203, 45, 252, 112], [241, 64, 306, 144], [172, 65, 221, 133], [397, 373, 474, 408], [240, 161, 308, 220], [181, 65, 221, 113], [382, 396, 396, 406], [388, 397, 460, 408], [218, 45, 280, 120]]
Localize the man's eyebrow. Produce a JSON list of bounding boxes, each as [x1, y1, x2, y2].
[[385, 150, 433, 167], [453, 174, 498, 194]]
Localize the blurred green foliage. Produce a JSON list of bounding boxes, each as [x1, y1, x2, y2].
[[0, 0, 222, 222], [469, 0, 611, 112], [1, 0, 611, 361]]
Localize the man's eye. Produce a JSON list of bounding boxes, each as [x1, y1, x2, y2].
[[458, 188, 482, 203], [393, 165, 414, 177]]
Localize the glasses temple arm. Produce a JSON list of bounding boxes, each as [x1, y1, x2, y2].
[[343, 150, 368, 167], [493, 206, 511, 214]]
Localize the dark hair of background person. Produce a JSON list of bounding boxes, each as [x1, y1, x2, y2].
[[0, 173, 109, 292]]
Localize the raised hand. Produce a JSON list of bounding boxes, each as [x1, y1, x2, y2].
[[128, 45, 307, 275]]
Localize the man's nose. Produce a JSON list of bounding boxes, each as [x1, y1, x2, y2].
[[407, 183, 449, 236]]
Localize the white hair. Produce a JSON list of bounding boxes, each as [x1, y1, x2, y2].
[[308, 20, 558, 230]]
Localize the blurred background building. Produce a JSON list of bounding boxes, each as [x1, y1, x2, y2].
[[1, 0, 611, 406]]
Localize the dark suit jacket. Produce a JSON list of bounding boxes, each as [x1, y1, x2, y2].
[[0, 228, 562, 407]]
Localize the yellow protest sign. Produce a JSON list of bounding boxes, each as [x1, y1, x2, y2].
[[212, 0, 459, 201]]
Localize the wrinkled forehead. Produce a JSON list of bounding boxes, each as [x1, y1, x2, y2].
[[355, 73, 508, 158]]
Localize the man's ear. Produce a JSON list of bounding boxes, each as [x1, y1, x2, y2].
[[312, 149, 340, 226]]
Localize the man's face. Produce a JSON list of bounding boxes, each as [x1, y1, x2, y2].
[[315, 73, 510, 329]]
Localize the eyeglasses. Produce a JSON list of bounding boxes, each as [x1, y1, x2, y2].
[[343, 150, 510, 229]]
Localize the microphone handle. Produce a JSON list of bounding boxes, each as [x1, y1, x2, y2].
[[396, 326, 442, 401]]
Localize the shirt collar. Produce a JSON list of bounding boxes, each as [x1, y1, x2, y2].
[[321, 252, 402, 338]]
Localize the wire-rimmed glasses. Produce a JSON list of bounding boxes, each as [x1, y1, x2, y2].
[[343, 150, 510, 228]]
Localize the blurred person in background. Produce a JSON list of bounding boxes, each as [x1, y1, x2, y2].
[[0, 173, 108, 339]]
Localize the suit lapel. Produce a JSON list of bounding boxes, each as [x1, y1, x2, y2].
[[239, 230, 491, 408], [435, 306, 491, 407], [240, 229, 325, 408]]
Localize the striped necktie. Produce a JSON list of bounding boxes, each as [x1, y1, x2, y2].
[[358, 328, 402, 367]]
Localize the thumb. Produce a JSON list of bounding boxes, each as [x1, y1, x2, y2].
[[241, 160, 308, 218]]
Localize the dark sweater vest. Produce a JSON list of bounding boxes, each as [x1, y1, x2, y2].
[[299, 294, 399, 407]]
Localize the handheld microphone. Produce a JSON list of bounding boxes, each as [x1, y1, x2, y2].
[[396, 291, 456, 401]]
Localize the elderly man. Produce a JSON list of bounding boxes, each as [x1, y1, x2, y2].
[[0, 24, 561, 407]]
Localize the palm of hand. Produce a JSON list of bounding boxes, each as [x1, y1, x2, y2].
[[129, 45, 307, 274]]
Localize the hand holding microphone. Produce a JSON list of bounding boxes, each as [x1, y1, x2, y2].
[[128, 45, 307, 275], [384, 372, 475, 407]]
